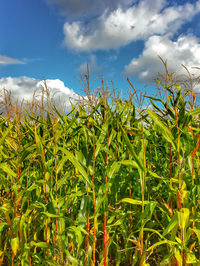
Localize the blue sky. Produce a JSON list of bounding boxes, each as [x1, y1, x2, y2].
[[1, 0, 200, 107]]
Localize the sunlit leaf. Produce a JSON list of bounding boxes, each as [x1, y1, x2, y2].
[[59, 147, 91, 186], [146, 109, 175, 149], [11, 237, 19, 257], [163, 213, 178, 236], [121, 198, 149, 205]]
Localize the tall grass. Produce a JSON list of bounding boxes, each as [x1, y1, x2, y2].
[[0, 65, 200, 265]]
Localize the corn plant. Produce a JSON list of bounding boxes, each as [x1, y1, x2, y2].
[[0, 69, 200, 265]]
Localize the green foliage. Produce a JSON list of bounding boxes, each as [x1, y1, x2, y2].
[[0, 78, 200, 265]]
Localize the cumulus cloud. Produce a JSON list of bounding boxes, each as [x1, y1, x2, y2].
[[0, 55, 25, 65], [122, 34, 200, 89], [0, 77, 79, 112], [63, 0, 200, 51], [46, 0, 133, 19], [77, 54, 101, 74]]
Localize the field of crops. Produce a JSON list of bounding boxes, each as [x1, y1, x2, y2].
[[0, 74, 200, 265]]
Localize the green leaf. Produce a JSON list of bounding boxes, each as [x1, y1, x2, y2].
[[163, 213, 178, 236], [59, 147, 91, 186], [119, 160, 138, 168], [30, 241, 50, 248], [108, 161, 121, 179], [192, 227, 200, 243], [34, 127, 46, 169], [146, 109, 175, 149], [120, 124, 143, 171], [20, 209, 33, 233], [146, 240, 170, 252], [95, 120, 109, 157], [0, 222, 7, 232], [148, 170, 165, 181], [0, 163, 16, 177], [41, 212, 60, 218], [190, 108, 200, 117], [160, 254, 173, 266], [148, 170, 178, 183], [66, 250, 79, 265], [26, 182, 40, 192], [0, 124, 13, 146], [141, 201, 157, 222], [121, 198, 149, 205]]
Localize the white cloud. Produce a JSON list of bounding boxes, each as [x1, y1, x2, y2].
[[0, 55, 25, 65], [63, 0, 200, 51], [77, 54, 101, 74], [122, 34, 200, 90], [0, 77, 79, 113], [0, 77, 38, 101]]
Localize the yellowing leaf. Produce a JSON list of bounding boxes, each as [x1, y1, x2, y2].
[[178, 208, 190, 244], [186, 252, 198, 264], [11, 237, 19, 257], [192, 228, 200, 243], [178, 208, 190, 230], [30, 241, 50, 248], [174, 248, 182, 265], [121, 198, 149, 205]]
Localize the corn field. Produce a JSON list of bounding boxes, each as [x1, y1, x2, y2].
[[0, 72, 200, 265]]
